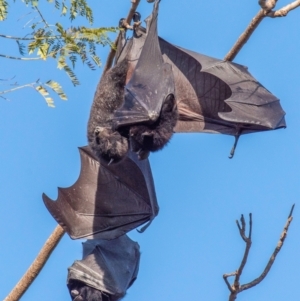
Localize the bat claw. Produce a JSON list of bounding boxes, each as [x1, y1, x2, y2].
[[108, 158, 114, 166], [71, 290, 79, 297]]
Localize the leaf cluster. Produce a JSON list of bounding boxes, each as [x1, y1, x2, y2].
[[0, 0, 119, 105]]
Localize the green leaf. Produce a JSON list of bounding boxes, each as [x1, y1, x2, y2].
[[45, 80, 68, 100], [0, 0, 8, 21], [35, 85, 55, 107]]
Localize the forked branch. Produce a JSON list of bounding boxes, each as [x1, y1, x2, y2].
[[223, 205, 295, 301], [224, 0, 300, 61]]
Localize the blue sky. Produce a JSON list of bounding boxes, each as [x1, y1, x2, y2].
[[1, 1, 300, 300]]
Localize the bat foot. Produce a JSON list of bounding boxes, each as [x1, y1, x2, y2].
[[90, 127, 128, 164]]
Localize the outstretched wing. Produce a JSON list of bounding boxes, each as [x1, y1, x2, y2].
[[113, 0, 174, 128], [163, 44, 286, 135], [118, 25, 286, 136], [43, 146, 158, 240]]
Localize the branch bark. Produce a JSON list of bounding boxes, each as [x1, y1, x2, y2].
[[266, 0, 300, 17], [224, 0, 300, 61], [223, 205, 295, 301], [4, 225, 65, 301]]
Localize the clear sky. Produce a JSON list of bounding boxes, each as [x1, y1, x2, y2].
[[1, 1, 300, 301]]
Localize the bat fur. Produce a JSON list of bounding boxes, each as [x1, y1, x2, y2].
[[87, 60, 129, 164], [87, 60, 178, 163]]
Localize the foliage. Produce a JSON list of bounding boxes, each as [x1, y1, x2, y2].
[[0, 0, 119, 105]]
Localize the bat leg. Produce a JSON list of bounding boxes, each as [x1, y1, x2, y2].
[[228, 129, 242, 159], [90, 126, 128, 164]]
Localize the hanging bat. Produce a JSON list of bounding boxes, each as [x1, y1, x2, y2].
[[43, 146, 158, 240], [67, 235, 140, 301], [88, 0, 286, 163], [87, 0, 177, 164]]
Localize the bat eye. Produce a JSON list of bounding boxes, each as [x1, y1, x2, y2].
[[133, 12, 141, 22]]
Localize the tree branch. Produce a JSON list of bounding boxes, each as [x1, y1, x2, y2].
[[223, 205, 295, 301], [240, 204, 295, 292], [103, 0, 141, 74], [224, 0, 300, 61], [4, 225, 65, 301], [0, 83, 35, 95], [266, 0, 300, 17], [0, 54, 41, 60], [224, 10, 265, 62]]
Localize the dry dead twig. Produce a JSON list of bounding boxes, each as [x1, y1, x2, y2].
[[223, 205, 295, 301]]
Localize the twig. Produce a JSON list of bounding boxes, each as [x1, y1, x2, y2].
[[0, 83, 35, 95], [240, 204, 295, 292], [35, 6, 50, 27], [4, 225, 65, 301], [223, 205, 295, 301], [103, 0, 141, 74], [224, 0, 300, 61], [224, 10, 265, 61], [0, 54, 41, 60], [266, 0, 300, 17]]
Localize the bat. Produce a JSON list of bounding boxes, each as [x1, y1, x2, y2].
[[67, 235, 140, 301], [88, 0, 286, 162], [115, 0, 286, 158], [43, 146, 158, 240], [87, 0, 178, 163]]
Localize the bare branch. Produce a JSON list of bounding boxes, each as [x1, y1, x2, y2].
[[223, 206, 295, 301], [0, 54, 41, 60], [224, 10, 265, 62], [240, 205, 295, 292], [225, 0, 300, 61], [0, 83, 35, 95], [4, 225, 65, 301], [35, 6, 50, 27], [103, 0, 141, 74], [266, 0, 300, 17]]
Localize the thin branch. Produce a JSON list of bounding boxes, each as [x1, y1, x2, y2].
[[0, 54, 41, 60], [266, 0, 300, 17], [240, 204, 295, 292], [4, 225, 65, 301], [234, 214, 252, 287], [35, 6, 50, 27], [0, 83, 35, 95], [224, 0, 300, 61], [223, 205, 295, 301], [103, 0, 141, 74], [224, 10, 265, 61]]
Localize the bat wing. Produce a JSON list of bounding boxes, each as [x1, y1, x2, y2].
[[68, 235, 140, 297], [119, 25, 286, 136], [158, 40, 286, 135], [43, 146, 158, 240], [113, 0, 174, 128]]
